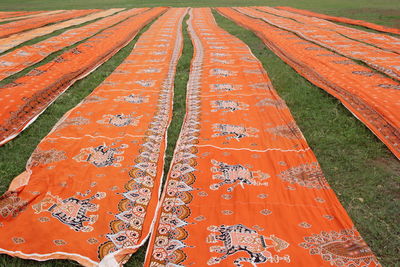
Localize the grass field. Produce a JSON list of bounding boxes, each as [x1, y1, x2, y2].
[[0, 1, 399, 266]]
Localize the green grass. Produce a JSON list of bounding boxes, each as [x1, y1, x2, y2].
[[163, 14, 192, 181], [0, 1, 399, 266]]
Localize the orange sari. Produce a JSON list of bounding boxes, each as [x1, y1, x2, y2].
[[0, 7, 187, 266], [276, 6, 400, 35], [0, 11, 45, 19], [0, 9, 100, 39], [233, 7, 400, 81], [218, 7, 400, 159], [145, 8, 380, 266], [256, 6, 400, 54], [0, 11, 59, 23], [0, 8, 148, 80], [0, 8, 124, 54], [0, 8, 164, 146]]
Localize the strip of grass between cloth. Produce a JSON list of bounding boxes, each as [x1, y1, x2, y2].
[[212, 9, 399, 266]]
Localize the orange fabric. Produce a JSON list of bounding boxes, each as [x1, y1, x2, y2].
[[256, 6, 400, 54], [0, 7, 165, 146], [0, 11, 44, 19], [0, 9, 100, 39], [145, 8, 380, 267], [0, 8, 147, 80], [0, 8, 124, 54], [217, 7, 400, 160], [276, 6, 400, 35], [234, 7, 400, 82], [0, 7, 186, 266], [0, 10, 63, 23]]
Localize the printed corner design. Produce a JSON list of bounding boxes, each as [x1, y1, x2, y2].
[[277, 162, 330, 189], [299, 228, 380, 266]]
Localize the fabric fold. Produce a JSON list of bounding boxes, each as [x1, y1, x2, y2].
[[255, 6, 400, 54], [276, 6, 400, 35]]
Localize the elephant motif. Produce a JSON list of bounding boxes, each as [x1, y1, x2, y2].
[[114, 94, 149, 104], [32, 191, 105, 232], [212, 123, 259, 140], [211, 100, 249, 112], [210, 160, 269, 192], [73, 143, 128, 167], [207, 224, 290, 266], [97, 113, 142, 127]]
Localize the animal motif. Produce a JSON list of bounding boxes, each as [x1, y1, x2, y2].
[[210, 68, 237, 77], [73, 143, 128, 167], [114, 94, 149, 104], [210, 84, 241, 92], [210, 160, 269, 192], [211, 100, 249, 112], [211, 58, 234, 65], [32, 191, 105, 232], [212, 124, 259, 140], [97, 114, 142, 127], [135, 80, 155, 87], [207, 224, 290, 266]]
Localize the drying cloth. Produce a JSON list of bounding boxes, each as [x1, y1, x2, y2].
[[145, 8, 380, 267], [276, 6, 400, 35], [0, 7, 187, 266], [0, 8, 165, 145], [0, 9, 100, 39], [235, 7, 400, 81], [218, 7, 400, 159], [0, 8, 124, 54]]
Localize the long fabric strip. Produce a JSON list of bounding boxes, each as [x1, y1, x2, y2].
[[0, 8, 146, 81], [255, 6, 400, 54], [0, 9, 100, 39], [0, 8, 124, 54], [0, 7, 186, 266], [0, 11, 61, 23], [234, 7, 400, 81], [276, 6, 400, 35], [0, 7, 165, 146], [0, 11, 42, 19], [217, 7, 400, 160], [145, 8, 380, 266]]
